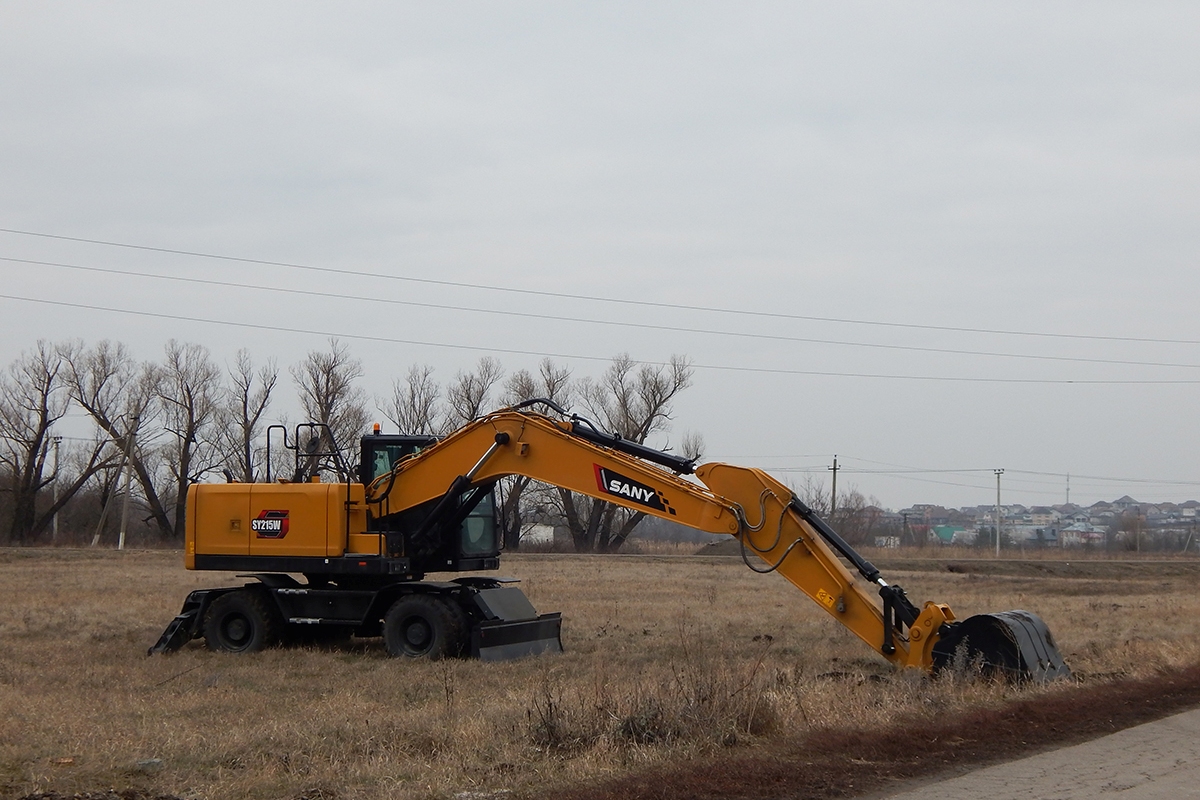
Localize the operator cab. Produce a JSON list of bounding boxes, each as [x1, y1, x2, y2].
[[359, 430, 501, 574], [358, 432, 436, 485]]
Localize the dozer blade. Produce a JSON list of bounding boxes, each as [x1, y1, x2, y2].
[[931, 610, 1071, 682], [468, 587, 563, 661], [471, 613, 563, 661]]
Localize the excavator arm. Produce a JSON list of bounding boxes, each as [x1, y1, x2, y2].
[[366, 403, 1070, 678]]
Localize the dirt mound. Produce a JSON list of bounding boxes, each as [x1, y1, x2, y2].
[[557, 664, 1200, 800]]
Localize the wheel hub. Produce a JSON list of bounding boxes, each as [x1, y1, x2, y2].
[[404, 619, 431, 649], [225, 616, 249, 644]]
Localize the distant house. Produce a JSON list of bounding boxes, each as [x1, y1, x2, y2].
[[1012, 525, 1058, 546], [1089, 501, 1116, 525], [1112, 495, 1140, 513], [1060, 522, 1106, 547], [1029, 507, 1060, 526], [931, 525, 974, 545], [865, 506, 902, 527], [903, 505, 955, 527]]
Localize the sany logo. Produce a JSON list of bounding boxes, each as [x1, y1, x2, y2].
[[594, 465, 675, 515], [252, 510, 289, 539]]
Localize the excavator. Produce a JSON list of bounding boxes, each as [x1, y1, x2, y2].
[[151, 400, 1071, 681]]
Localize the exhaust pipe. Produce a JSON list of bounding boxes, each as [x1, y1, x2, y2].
[[932, 610, 1071, 682]]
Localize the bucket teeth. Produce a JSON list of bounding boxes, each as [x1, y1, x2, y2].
[[932, 610, 1071, 682]]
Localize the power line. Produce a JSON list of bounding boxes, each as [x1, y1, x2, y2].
[[7, 255, 1198, 370], [839, 456, 1200, 489], [772, 467, 1002, 493], [1007, 468, 1200, 487], [763, 453, 1200, 493], [4, 292, 1200, 385], [837, 468, 997, 475], [2, 225, 1197, 346], [769, 467, 1126, 499]]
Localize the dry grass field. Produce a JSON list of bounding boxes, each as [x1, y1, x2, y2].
[[3, 547, 1200, 800]]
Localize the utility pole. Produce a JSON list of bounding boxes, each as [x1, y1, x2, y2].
[[994, 469, 1004, 557], [51, 435, 62, 542], [118, 418, 139, 551], [92, 416, 137, 548], [1065, 473, 1070, 506], [829, 455, 839, 517], [1135, 506, 1142, 554]]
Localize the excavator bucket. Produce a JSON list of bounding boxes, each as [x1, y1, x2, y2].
[[931, 610, 1071, 682]]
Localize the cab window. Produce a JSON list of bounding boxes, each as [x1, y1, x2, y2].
[[461, 492, 497, 555]]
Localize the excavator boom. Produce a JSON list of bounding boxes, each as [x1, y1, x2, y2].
[[367, 403, 1070, 678]]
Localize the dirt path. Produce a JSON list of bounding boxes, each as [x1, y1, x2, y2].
[[557, 665, 1200, 800], [867, 707, 1200, 799]]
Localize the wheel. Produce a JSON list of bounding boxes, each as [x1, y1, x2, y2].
[[203, 589, 280, 653], [383, 595, 469, 659]]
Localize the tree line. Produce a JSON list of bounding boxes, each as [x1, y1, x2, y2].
[[0, 338, 699, 552]]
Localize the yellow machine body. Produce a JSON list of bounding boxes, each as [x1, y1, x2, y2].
[[167, 406, 1069, 679], [186, 481, 368, 568]]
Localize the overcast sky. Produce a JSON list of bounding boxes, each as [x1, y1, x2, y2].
[[1, 2, 1197, 510]]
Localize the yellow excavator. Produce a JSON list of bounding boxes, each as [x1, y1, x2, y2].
[[151, 399, 1070, 681]]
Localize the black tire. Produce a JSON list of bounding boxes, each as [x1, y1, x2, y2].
[[443, 600, 471, 659], [204, 589, 280, 654], [383, 595, 468, 660]]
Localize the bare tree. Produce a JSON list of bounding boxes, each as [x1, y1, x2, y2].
[[219, 349, 278, 481], [382, 364, 441, 436], [67, 428, 126, 542], [158, 340, 223, 537], [1117, 510, 1145, 552], [793, 474, 830, 518], [578, 354, 693, 442], [557, 354, 694, 553], [291, 339, 370, 479], [0, 342, 113, 543], [830, 488, 882, 546], [791, 475, 883, 546], [62, 340, 174, 538], [680, 429, 706, 463], [444, 357, 503, 431], [496, 359, 572, 550]]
